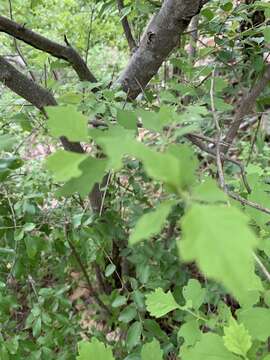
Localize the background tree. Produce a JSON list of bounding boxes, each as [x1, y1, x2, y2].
[[0, 0, 270, 359]]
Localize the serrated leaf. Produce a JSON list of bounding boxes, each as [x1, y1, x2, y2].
[[119, 306, 137, 323], [192, 179, 228, 203], [178, 204, 261, 303], [146, 288, 180, 318], [46, 150, 87, 182], [112, 295, 127, 308], [181, 333, 239, 360], [129, 200, 176, 245], [237, 307, 270, 342], [58, 157, 107, 198], [178, 320, 202, 346], [223, 317, 252, 357], [183, 279, 206, 310], [77, 338, 115, 360], [47, 105, 88, 142], [126, 321, 142, 351], [141, 339, 163, 360], [90, 126, 182, 189]]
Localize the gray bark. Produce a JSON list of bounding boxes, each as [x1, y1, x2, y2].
[[117, 0, 205, 99]]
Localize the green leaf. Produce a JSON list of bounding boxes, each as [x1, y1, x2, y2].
[[112, 295, 127, 308], [237, 307, 270, 342], [118, 306, 137, 323], [144, 320, 168, 341], [178, 204, 261, 302], [246, 189, 270, 226], [264, 290, 270, 307], [129, 200, 176, 245], [126, 321, 142, 351], [46, 150, 87, 182], [105, 264, 116, 277], [178, 320, 202, 347], [47, 105, 88, 142], [117, 109, 137, 130], [141, 339, 163, 360], [221, 2, 233, 12], [90, 126, 181, 189], [167, 144, 198, 190], [0, 134, 16, 152], [77, 338, 115, 360], [263, 27, 270, 42], [146, 288, 180, 318], [192, 179, 228, 203], [181, 333, 239, 360], [58, 157, 107, 198], [223, 317, 252, 357], [183, 279, 206, 310]]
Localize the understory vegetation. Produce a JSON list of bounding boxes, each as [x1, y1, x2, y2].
[[0, 0, 270, 359]]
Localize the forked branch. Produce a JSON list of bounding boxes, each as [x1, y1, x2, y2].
[[0, 15, 97, 83]]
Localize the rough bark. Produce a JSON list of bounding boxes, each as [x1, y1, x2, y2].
[[0, 15, 97, 83], [116, 0, 206, 99], [0, 56, 84, 152]]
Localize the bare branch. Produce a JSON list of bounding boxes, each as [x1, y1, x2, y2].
[[0, 15, 97, 83], [223, 64, 270, 153], [116, 0, 137, 52], [0, 55, 57, 109]]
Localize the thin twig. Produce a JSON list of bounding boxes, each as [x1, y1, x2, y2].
[[227, 191, 270, 216], [246, 116, 262, 166], [116, 0, 137, 52], [85, 4, 95, 65], [64, 224, 111, 315], [99, 171, 112, 216], [210, 67, 225, 190], [253, 252, 270, 282], [8, 0, 36, 81]]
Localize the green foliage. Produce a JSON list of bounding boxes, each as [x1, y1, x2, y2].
[[77, 338, 115, 360], [129, 200, 176, 245], [0, 0, 270, 358], [46, 150, 87, 181], [182, 279, 206, 310], [179, 204, 261, 303], [223, 318, 252, 357], [237, 307, 270, 342], [145, 288, 180, 318], [181, 333, 239, 360], [141, 339, 163, 360], [47, 105, 88, 142]]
